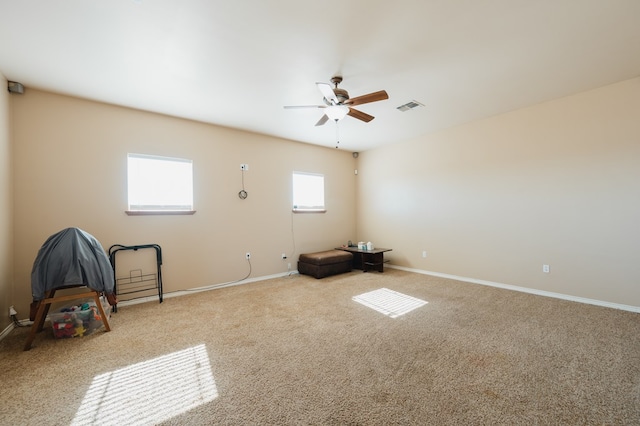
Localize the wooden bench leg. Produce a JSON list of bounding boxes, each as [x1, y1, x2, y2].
[[24, 301, 49, 351], [93, 293, 111, 332]]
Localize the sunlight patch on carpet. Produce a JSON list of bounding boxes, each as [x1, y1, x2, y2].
[[352, 288, 428, 318], [72, 344, 218, 426]]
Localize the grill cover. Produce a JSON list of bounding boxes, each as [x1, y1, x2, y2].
[[30, 227, 115, 301]]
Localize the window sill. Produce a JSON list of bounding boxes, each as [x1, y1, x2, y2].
[[126, 210, 196, 216], [292, 209, 326, 214]]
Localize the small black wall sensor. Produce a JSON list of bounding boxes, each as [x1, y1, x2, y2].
[[8, 81, 24, 94]]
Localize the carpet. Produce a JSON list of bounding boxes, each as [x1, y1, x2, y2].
[[1, 269, 638, 425]]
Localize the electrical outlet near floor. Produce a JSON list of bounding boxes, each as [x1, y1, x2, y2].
[[246, 252, 251, 260], [543, 264, 550, 273]]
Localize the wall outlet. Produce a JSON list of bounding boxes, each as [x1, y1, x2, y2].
[[281, 253, 287, 260], [9, 306, 17, 317], [543, 264, 550, 273], [422, 250, 427, 258], [240, 164, 249, 171], [246, 252, 251, 259]]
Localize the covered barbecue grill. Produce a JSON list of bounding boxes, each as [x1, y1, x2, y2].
[[30, 227, 117, 302], [25, 227, 117, 350]]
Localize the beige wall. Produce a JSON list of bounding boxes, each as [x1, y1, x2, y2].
[[10, 90, 357, 316], [357, 77, 640, 307], [4, 77, 639, 322], [0, 74, 14, 331]]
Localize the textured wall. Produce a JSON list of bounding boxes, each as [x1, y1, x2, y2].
[[10, 90, 356, 315], [357, 77, 640, 307]]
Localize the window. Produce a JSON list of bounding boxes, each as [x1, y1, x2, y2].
[[127, 154, 194, 214], [292, 171, 325, 213]]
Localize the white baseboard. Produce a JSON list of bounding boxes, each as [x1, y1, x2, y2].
[[388, 264, 640, 313], [0, 272, 299, 341], [3, 266, 635, 343], [0, 322, 14, 341], [117, 270, 299, 308], [1, 318, 34, 341]]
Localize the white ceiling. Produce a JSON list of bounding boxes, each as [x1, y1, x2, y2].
[[1, 1, 639, 152]]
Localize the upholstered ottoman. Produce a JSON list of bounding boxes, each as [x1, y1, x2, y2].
[[298, 250, 353, 279]]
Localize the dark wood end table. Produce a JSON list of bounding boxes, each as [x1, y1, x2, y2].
[[335, 247, 392, 272]]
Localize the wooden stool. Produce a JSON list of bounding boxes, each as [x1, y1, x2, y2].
[[24, 287, 111, 351]]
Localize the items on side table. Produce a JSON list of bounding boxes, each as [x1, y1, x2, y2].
[[335, 246, 392, 272]]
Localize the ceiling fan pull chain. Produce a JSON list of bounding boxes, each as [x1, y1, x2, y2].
[[335, 121, 340, 149]]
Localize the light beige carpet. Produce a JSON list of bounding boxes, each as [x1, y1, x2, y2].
[[1, 269, 639, 425]]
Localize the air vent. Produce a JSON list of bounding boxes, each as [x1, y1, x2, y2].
[[396, 100, 424, 112]]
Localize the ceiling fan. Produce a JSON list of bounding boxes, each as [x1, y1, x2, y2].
[[284, 76, 389, 126]]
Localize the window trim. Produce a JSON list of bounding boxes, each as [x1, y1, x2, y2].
[[125, 210, 196, 216], [292, 171, 326, 213], [126, 153, 195, 215]]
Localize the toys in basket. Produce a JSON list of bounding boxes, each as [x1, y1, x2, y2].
[[50, 299, 111, 339]]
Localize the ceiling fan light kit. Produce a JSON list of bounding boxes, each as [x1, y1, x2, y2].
[[325, 105, 349, 121]]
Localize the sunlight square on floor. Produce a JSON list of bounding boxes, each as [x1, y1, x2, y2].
[[352, 288, 428, 318], [71, 344, 218, 426]]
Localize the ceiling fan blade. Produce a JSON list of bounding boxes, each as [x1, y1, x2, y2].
[[316, 82, 338, 105], [344, 90, 389, 106], [347, 108, 374, 123], [283, 105, 325, 109], [315, 114, 329, 126]]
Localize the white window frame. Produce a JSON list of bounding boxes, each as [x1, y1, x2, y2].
[[126, 153, 195, 215], [292, 171, 326, 213]]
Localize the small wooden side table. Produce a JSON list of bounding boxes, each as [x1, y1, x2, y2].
[[335, 247, 392, 272]]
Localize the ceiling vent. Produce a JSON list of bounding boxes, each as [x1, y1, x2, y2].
[[396, 100, 424, 112]]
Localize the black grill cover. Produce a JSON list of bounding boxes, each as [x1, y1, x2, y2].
[[30, 227, 115, 301]]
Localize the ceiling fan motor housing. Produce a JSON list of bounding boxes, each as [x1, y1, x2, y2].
[[328, 76, 349, 104], [333, 88, 349, 103], [323, 88, 349, 105]]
